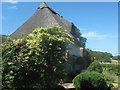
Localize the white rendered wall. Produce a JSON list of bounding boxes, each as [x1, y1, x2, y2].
[[68, 44, 80, 56]]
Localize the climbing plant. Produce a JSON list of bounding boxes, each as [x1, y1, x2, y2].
[[71, 23, 86, 48], [2, 27, 73, 89]]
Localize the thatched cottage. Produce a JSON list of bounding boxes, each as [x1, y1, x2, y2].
[[10, 2, 88, 74]]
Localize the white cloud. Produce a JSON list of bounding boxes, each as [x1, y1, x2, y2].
[[8, 5, 17, 9], [7, 0, 18, 4], [82, 32, 108, 40]]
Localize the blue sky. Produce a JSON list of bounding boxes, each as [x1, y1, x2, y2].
[[2, 2, 118, 56]]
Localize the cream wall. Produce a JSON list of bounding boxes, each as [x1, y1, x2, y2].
[[68, 44, 80, 56]]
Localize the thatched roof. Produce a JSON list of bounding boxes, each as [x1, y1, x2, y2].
[[10, 2, 83, 47]]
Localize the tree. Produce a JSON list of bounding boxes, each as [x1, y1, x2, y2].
[[72, 72, 111, 90], [2, 27, 73, 89], [86, 49, 112, 62], [112, 56, 119, 60]]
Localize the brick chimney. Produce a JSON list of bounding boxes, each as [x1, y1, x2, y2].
[[80, 47, 84, 57]]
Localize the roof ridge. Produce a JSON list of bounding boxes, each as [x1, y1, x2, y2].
[[38, 2, 58, 14], [37, 2, 48, 9]]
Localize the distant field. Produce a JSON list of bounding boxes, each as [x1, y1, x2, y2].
[[100, 59, 119, 65], [111, 59, 119, 63]]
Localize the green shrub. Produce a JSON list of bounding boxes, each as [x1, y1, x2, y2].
[[101, 64, 119, 88], [2, 27, 73, 89], [102, 64, 120, 76], [87, 61, 103, 73], [72, 72, 111, 90], [103, 70, 117, 86]]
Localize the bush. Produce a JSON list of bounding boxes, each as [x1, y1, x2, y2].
[[2, 27, 73, 89], [87, 61, 103, 73], [72, 72, 111, 90], [102, 64, 119, 88], [103, 70, 116, 87], [102, 64, 120, 76]]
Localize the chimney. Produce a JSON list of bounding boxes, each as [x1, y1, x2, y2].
[[80, 47, 84, 57]]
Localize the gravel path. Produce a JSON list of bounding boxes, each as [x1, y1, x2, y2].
[[61, 83, 120, 90], [61, 83, 74, 88]]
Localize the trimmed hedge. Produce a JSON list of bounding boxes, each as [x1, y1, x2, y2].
[[72, 72, 111, 90], [87, 61, 103, 73]]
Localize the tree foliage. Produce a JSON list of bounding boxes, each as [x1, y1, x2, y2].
[[2, 27, 73, 89], [112, 56, 119, 60], [72, 72, 111, 90], [87, 49, 112, 62]]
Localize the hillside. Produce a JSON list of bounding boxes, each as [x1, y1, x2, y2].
[[87, 49, 113, 62]]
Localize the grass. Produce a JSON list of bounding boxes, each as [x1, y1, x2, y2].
[[111, 59, 119, 64]]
